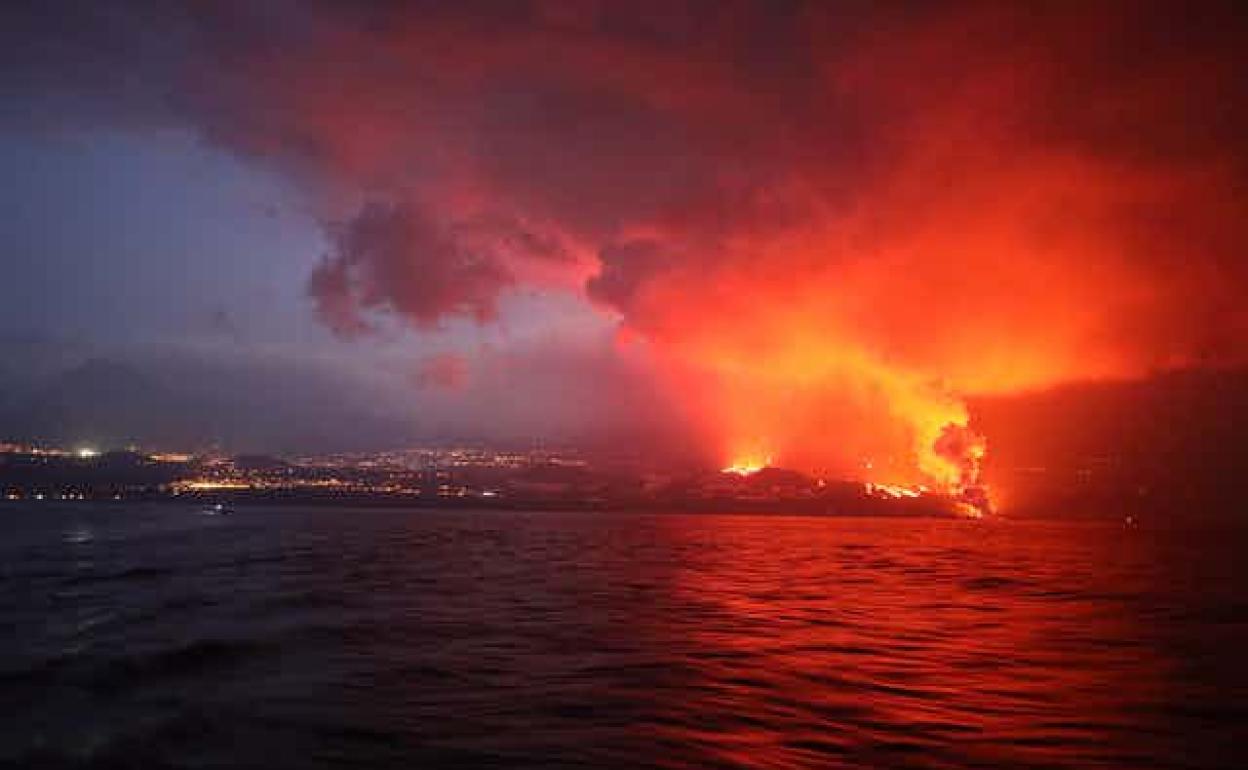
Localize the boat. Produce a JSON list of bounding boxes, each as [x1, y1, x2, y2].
[[199, 502, 232, 516]]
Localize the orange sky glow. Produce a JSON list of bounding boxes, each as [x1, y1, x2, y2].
[[195, 2, 1246, 497]]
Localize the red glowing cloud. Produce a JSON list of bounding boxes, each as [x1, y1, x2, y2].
[[68, 2, 1243, 489]]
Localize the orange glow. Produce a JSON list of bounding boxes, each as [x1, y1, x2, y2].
[[176, 480, 252, 492], [953, 500, 986, 520], [864, 482, 926, 500], [603, 113, 1241, 500], [721, 454, 771, 477], [643, 294, 995, 495], [207, 2, 1246, 507]]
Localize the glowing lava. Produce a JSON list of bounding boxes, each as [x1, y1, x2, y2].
[[173, 1, 1244, 516], [721, 455, 772, 477], [864, 482, 926, 499]]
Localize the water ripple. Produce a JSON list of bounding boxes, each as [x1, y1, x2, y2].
[[1, 506, 1245, 768]]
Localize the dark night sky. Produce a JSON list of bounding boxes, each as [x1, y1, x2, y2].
[[1, 1, 1246, 494]]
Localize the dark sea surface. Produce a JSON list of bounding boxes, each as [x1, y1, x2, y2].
[[2, 503, 1246, 769]]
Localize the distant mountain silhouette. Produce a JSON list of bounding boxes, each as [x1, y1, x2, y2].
[[0, 356, 415, 453], [973, 366, 1248, 516], [5, 358, 174, 447], [0, 362, 20, 417]]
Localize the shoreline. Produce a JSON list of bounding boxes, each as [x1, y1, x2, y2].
[[0, 491, 972, 519]]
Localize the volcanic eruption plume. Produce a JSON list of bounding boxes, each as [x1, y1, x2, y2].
[[277, 2, 1248, 494], [14, 2, 1246, 496]]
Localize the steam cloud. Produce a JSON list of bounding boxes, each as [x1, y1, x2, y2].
[[8, 1, 1247, 487]]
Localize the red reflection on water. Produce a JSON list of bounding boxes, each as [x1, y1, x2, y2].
[[630, 516, 1190, 769]]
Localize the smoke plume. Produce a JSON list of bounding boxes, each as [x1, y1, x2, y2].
[[8, 1, 1247, 489]]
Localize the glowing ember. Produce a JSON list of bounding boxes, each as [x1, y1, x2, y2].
[[954, 501, 987, 520], [864, 479, 994, 518], [864, 482, 926, 499], [721, 455, 772, 476]]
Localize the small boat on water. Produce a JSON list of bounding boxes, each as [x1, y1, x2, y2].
[[200, 503, 232, 516]]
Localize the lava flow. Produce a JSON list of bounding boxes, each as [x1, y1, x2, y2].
[[701, 337, 993, 514]]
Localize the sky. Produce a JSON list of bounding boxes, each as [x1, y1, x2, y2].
[[2, 1, 1246, 494]]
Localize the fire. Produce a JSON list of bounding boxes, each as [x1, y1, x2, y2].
[[146, 0, 1242, 516], [864, 482, 926, 499], [721, 453, 772, 476], [655, 318, 991, 497], [953, 501, 987, 520], [865, 480, 992, 518]]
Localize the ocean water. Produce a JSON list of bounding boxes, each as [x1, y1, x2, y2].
[[1, 503, 1245, 769]]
